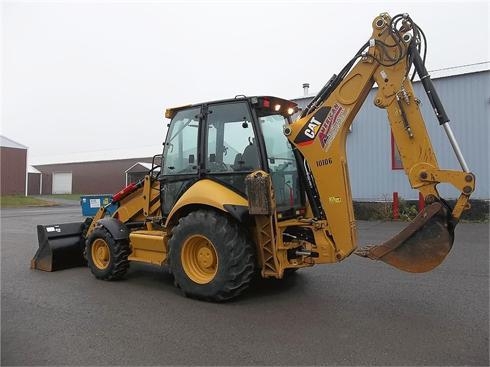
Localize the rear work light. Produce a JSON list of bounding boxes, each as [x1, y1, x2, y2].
[[256, 97, 298, 117]]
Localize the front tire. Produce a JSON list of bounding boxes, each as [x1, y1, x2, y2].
[[169, 210, 256, 301], [85, 227, 130, 280]]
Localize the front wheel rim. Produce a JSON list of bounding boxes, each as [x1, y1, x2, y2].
[[92, 238, 110, 270], [181, 235, 218, 284]]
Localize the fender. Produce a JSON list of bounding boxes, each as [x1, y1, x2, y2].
[[165, 179, 249, 226], [96, 217, 130, 241]]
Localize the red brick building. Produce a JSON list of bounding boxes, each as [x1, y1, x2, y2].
[[0, 135, 28, 195]]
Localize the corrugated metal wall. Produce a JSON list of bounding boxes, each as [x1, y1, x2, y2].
[[27, 173, 41, 195], [294, 70, 489, 200]]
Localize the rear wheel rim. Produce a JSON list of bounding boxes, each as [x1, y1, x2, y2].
[[92, 238, 110, 270], [181, 235, 218, 284]]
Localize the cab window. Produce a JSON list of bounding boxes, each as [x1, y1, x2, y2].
[[259, 114, 302, 211], [206, 102, 259, 173], [163, 107, 200, 175]]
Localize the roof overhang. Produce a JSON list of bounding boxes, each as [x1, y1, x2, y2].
[[125, 162, 154, 173]]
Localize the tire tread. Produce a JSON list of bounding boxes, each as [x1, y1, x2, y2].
[[169, 210, 256, 301]]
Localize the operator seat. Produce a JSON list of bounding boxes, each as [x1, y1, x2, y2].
[[239, 143, 260, 171]]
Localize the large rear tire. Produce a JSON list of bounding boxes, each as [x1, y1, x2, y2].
[[85, 227, 130, 280], [169, 210, 256, 302]]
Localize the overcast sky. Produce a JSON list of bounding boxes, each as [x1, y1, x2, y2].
[[1, 0, 489, 164]]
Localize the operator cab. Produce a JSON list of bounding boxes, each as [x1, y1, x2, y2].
[[161, 96, 304, 219]]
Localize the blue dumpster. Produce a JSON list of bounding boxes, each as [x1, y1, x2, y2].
[[80, 195, 118, 216]]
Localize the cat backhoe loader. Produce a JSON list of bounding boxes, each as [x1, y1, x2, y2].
[[32, 13, 475, 301]]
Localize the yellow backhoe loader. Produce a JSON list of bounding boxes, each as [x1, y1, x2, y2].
[[32, 13, 475, 301]]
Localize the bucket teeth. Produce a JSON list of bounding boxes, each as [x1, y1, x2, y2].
[[355, 202, 454, 273]]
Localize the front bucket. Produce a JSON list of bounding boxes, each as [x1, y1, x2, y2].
[[31, 222, 88, 271], [355, 202, 454, 273]]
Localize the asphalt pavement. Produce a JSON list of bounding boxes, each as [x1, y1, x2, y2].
[[1, 205, 488, 366]]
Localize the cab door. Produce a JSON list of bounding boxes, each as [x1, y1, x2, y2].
[[204, 101, 262, 194], [160, 107, 201, 216]]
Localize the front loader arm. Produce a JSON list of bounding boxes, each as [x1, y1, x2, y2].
[[285, 13, 475, 272]]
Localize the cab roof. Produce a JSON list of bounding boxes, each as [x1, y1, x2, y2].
[[165, 96, 298, 119]]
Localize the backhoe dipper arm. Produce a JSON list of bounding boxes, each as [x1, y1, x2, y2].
[[285, 13, 475, 272]]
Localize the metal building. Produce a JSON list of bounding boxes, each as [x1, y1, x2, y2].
[[0, 135, 28, 195], [33, 157, 154, 195], [125, 162, 155, 185], [27, 166, 42, 195], [294, 63, 489, 201]]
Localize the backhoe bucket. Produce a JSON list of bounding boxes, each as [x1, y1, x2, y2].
[[355, 202, 454, 273], [31, 222, 87, 272]]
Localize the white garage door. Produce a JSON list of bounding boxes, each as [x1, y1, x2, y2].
[[52, 172, 72, 194]]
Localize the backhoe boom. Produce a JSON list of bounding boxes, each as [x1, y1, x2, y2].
[[285, 13, 475, 272]]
